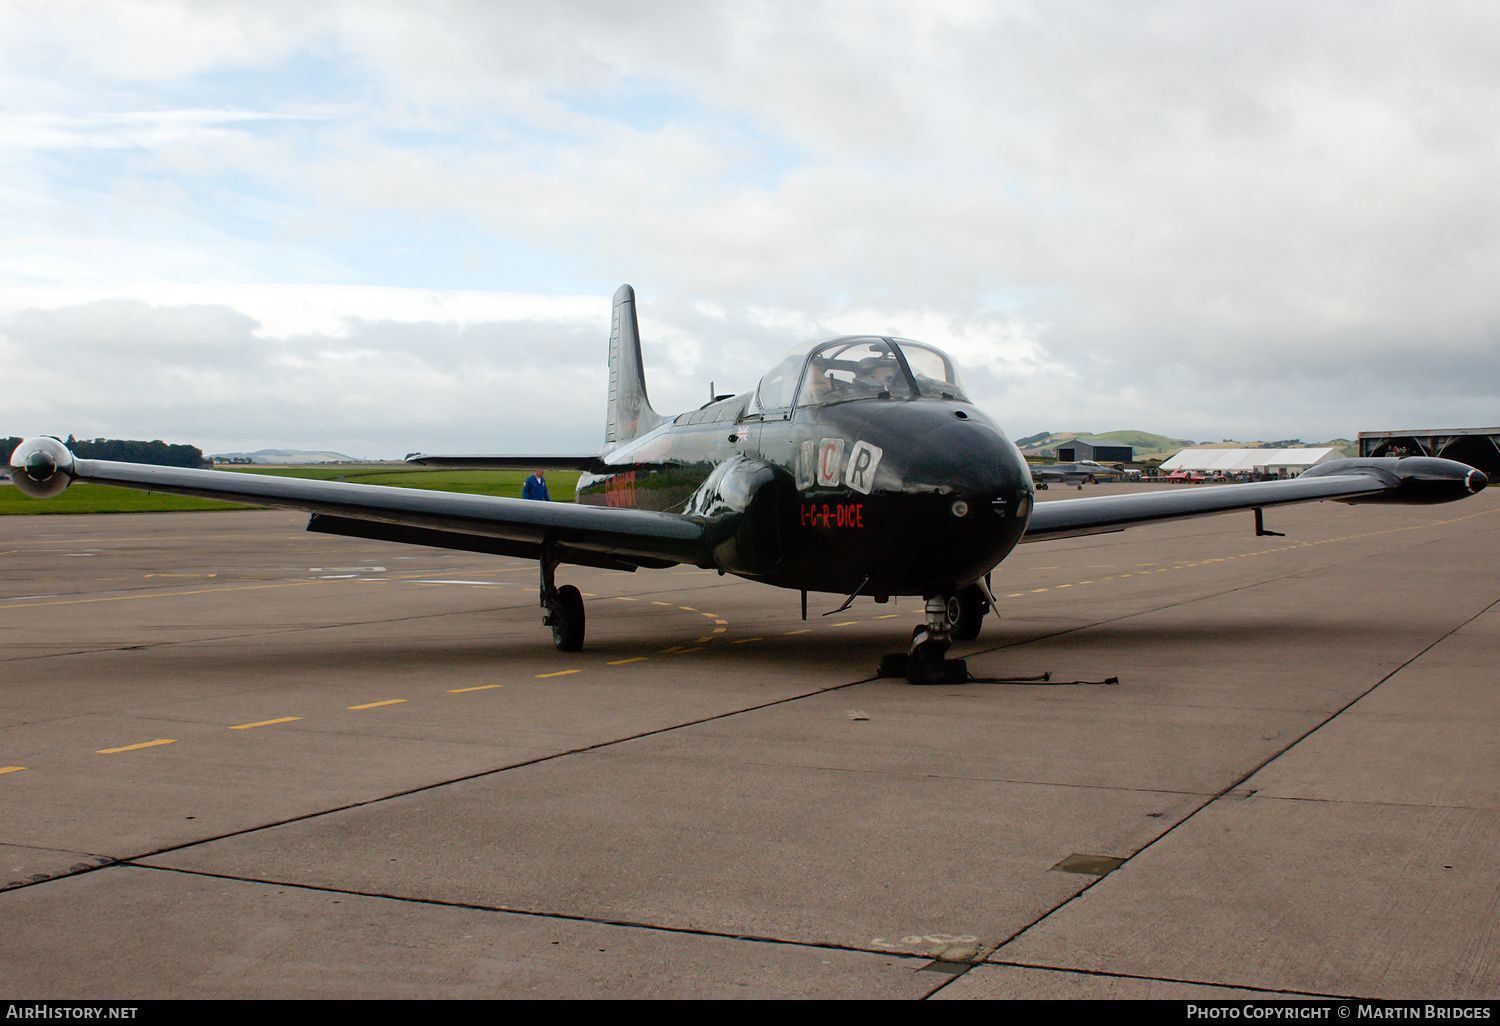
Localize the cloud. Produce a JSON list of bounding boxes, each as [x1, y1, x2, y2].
[[0, 290, 610, 455], [2, 2, 1498, 446]]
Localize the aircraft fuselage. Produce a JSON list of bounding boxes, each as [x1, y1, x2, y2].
[[577, 394, 1035, 599]]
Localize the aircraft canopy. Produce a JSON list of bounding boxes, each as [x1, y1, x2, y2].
[[754, 336, 971, 412]]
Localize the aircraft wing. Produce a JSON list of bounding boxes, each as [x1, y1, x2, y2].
[[7, 439, 710, 572], [1022, 457, 1487, 542]]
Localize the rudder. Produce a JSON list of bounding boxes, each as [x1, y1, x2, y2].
[[603, 284, 665, 451]]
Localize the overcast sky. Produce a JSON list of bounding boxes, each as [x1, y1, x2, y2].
[[3, 1, 1497, 457]]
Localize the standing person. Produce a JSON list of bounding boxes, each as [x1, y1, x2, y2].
[[522, 470, 550, 501]]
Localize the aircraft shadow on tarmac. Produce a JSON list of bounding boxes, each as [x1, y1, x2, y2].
[[79, 607, 1436, 681], [970, 615, 1441, 654]]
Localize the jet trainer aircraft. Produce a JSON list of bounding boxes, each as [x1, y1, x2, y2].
[[1030, 460, 1126, 490], [9, 285, 1489, 683]]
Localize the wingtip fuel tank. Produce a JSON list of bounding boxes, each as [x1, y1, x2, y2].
[[8, 436, 75, 499], [1300, 456, 1488, 504]]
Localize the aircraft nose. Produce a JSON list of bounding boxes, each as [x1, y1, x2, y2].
[[894, 415, 1032, 580], [905, 416, 1022, 499], [809, 402, 1032, 595]]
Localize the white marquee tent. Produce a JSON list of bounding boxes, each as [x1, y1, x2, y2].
[[1159, 448, 1346, 476]]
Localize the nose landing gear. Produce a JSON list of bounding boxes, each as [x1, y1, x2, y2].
[[876, 583, 991, 685], [904, 594, 968, 685]]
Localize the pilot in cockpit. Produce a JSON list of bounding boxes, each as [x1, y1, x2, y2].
[[806, 358, 835, 403], [855, 357, 901, 395]]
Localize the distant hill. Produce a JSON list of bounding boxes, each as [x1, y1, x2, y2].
[[1155, 438, 1359, 459], [1013, 431, 1053, 449], [1087, 430, 1200, 457], [209, 448, 372, 465]]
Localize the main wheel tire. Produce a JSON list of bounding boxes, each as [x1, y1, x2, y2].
[[951, 584, 987, 641], [551, 585, 586, 652], [877, 653, 909, 678]]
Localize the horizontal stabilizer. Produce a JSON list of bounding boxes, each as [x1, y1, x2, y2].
[[405, 454, 603, 471]]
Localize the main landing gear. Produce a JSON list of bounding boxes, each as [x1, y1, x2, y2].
[[877, 583, 990, 685], [540, 542, 585, 651]]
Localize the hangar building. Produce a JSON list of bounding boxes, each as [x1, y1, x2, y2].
[[1055, 438, 1133, 463], [1359, 428, 1500, 479]]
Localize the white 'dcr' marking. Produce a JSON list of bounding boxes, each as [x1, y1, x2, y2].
[[844, 440, 883, 495], [817, 438, 846, 487], [797, 440, 816, 490]]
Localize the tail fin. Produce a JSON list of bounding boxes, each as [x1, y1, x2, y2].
[[603, 284, 665, 452]]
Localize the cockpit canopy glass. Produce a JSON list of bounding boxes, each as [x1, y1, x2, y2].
[[889, 340, 970, 401], [751, 337, 969, 410]]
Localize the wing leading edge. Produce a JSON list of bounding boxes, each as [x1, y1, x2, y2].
[[1022, 456, 1487, 542]]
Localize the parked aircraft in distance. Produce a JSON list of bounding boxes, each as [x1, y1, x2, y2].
[[1029, 460, 1126, 490], [9, 285, 1488, 683]]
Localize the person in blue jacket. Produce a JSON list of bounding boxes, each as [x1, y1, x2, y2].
[[522, 470, 550, 501]]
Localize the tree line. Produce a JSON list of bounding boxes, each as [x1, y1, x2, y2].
[[3, 436, 208, 468]]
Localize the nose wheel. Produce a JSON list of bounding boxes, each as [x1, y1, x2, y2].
[[877, 589, 989, 685], [950, 583, 989, 641], [904, 639, 967, 685]]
